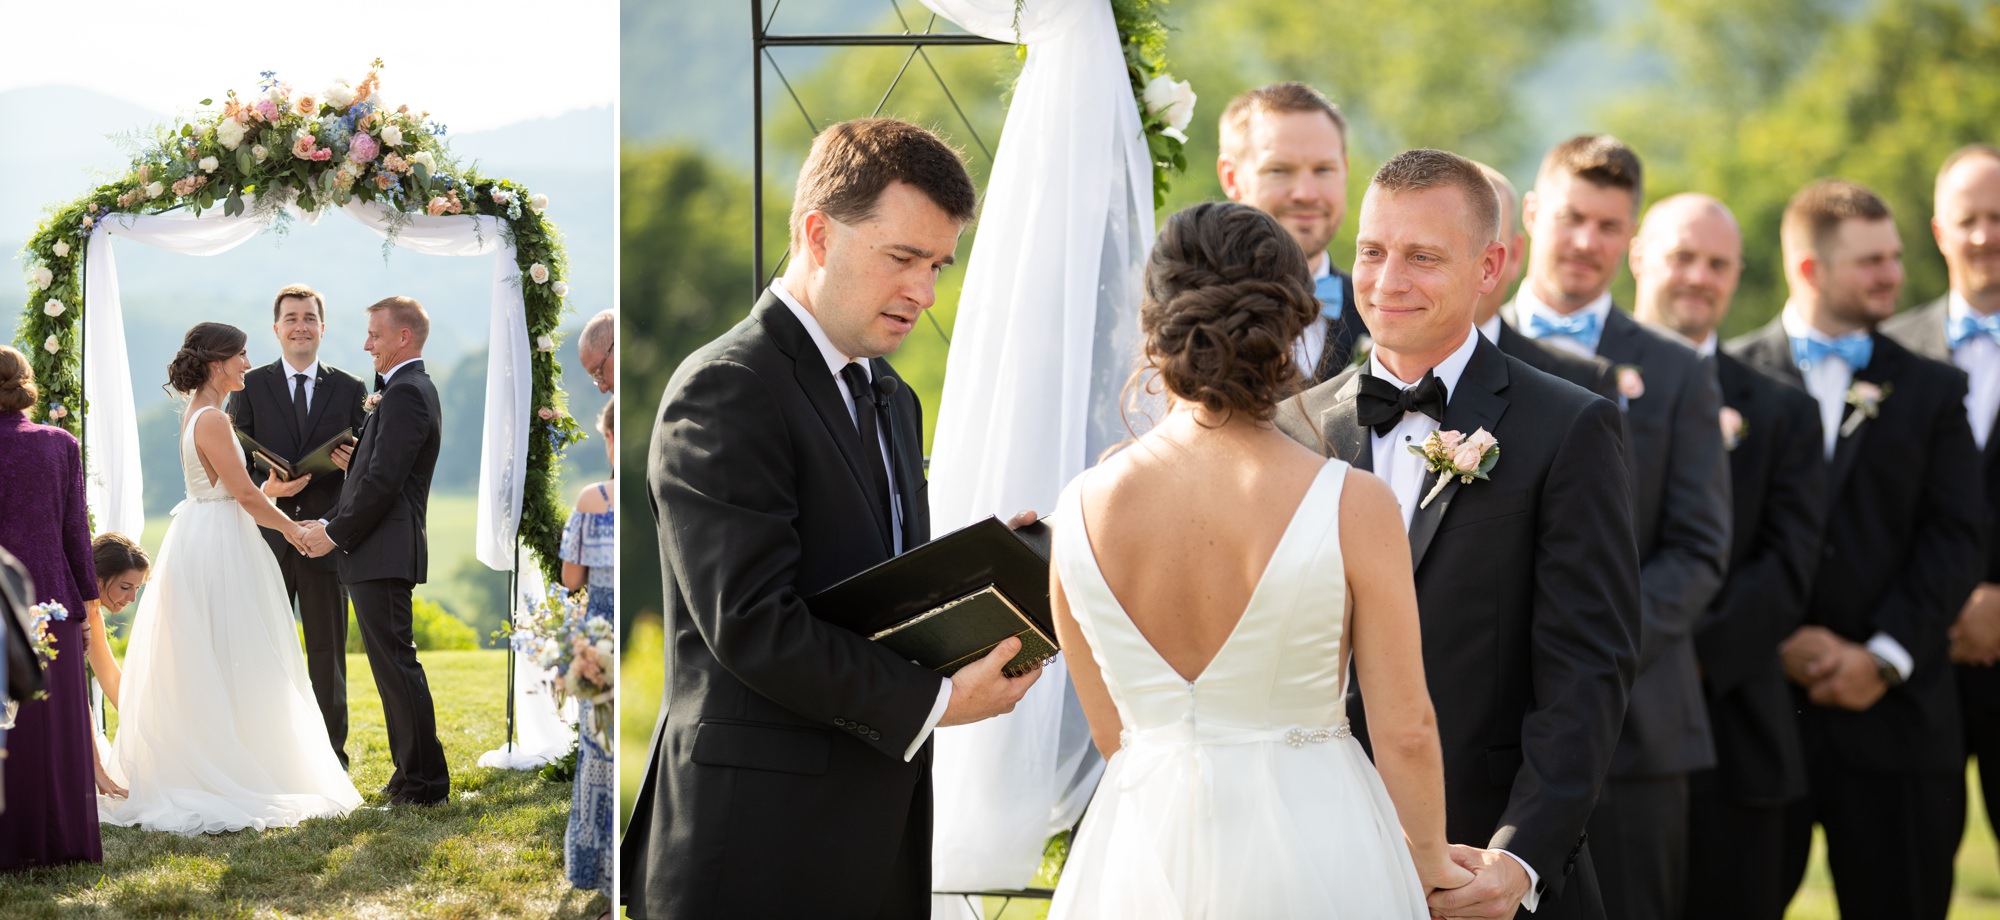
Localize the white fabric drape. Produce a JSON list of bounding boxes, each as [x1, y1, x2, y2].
[[917, 0, 1153, 902], [77, 202, 531, 573], [476, 549, 576, 770]]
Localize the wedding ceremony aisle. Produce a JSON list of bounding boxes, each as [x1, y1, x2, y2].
[[2, 649, 599, 919]]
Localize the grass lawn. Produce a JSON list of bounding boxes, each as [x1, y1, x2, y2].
[[2, 649, 604, 919]]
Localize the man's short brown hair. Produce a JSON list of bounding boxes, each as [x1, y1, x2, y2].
[[1371, 148, 1501, 248], [1782, 179, 1893, 264], [1536, 134, 1644, 211], [788, 118, 977, 253], [1219, 82, 1348, 161], [366, 295, 431, 348], [272, 283, 325, 322]]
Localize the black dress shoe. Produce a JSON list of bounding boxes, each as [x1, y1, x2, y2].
[[389, 791, 447, 807]]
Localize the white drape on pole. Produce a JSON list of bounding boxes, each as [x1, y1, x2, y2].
[[476, 548, 576, 770], [916, 0, 1155, 904]]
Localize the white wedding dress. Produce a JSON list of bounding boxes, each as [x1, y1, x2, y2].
[[1048, 458, 1428, 918], [98, 405, 360, 834]]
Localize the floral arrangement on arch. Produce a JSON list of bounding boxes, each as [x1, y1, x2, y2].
[[14, 61, 585, 581], [510, 585, 614, 749]]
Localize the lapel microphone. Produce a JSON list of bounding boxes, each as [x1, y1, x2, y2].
[[872, 374, 901, 526]]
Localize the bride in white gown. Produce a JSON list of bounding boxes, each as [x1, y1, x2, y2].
[[1048, 203, 1471, 917], [99, 322, 360, 834]]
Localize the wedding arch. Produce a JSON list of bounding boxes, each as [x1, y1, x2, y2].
[[15, 62, 585, 582]]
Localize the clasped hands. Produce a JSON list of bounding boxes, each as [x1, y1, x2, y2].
[[1949, 583, 2000, 666], [1423, 845, 1530, 919], [288, 520, 337, 559], [1780, 625, 1888, 711]]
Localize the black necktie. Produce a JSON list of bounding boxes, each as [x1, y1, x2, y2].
[[837, 363, 895, 549], [1356, 371, 1448, 436], [292, 372, 310, 435]]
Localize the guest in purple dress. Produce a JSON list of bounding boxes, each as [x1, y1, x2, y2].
[[0, 345, 102, 869]]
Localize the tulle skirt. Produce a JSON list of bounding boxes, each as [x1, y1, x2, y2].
[[98, 497, 360, 835], [1049, 727, 1428, 919]]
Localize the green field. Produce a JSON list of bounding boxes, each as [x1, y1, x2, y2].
[[621, 621, 2000, 918], [3, 649, 602, 918]]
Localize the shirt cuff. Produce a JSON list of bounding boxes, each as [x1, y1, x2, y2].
[[1867, 632, 1914, 682], [1496, 849, 1541, 912], [903, 677, 953, 762], [316, 518, 339, 549]]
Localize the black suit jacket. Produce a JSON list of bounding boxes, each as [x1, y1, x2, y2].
[[324, 361, 439, 585], [1883, 296, 2000, 706], [1695, 353, 1825, 804], [623, 291, 940, 919], [226, 360, 368, 571], [1495, 319, 1619, 403], [1307, 265, 1371, 384], [1731, 319, 1985, 772], [1278, 334, 1638, 914]]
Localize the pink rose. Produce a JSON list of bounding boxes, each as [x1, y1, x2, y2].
[[1434, 429, 1466, 453], [427, 196, 451, 216], [311, 148, 331, 162], [1618, 366, 1645, 400], [254, 98, 280, 122], [537, 407, 555, 420], [1450, 443, 1486, 472], [292, 134, 318, 159], [348, 132, 379, 164], [1463, 428, 1497, 456]]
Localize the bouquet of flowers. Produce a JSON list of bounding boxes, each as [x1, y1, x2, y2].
[[510, 586, 614, 748], [2, 600, 70, 730]]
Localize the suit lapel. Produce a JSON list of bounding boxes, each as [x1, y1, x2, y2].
[[1593, 307, 1645, 368], [763, 291, 894, 556], [1907, 301, 2000, 465], [1732, 320, 1803, 387], [1317, 371, 1370, 472], [873, 358, 924, 551], [1827, 336, 1894, 496], [1408, 338, 1510, 570]]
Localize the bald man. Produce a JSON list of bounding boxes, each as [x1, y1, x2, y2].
[[1474, 162, 1620, 404], [1635, 194, 1828, 919]]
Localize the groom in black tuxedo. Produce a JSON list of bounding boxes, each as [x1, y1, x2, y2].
[[227, 284, 367, 769], [1731, 180, 1984, 918], [301, 296, 449, 806], [621, 119, 1042, 920], [1278, 148, 1638, 920]]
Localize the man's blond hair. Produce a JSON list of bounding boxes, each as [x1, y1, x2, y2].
[[366, 295, 430, 348]]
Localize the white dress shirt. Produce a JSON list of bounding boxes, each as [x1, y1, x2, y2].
[[282, 358, 320, 411], [381, 356, 423, 386], [1293, 254, 1333, 377], [772, 282, 946, 761], [1950, 292, 2000, 450], [1514, 287, 1614, 359], [1477, 314, 1504, 346], [1780, 305, 1915, 683]]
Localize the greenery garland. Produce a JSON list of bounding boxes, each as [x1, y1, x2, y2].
[[1013, 0, 1190, 208], [14, 61, 585, 583]]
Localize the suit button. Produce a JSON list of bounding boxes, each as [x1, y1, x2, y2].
[[869, 730, 881, 740], [834, 718, 846, 727], [854, 724, 869, 734]]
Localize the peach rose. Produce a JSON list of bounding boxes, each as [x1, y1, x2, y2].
[[1464, 428, 1497, 456], [1450, 442, 1486, 472], [1434, 429, 1465, 453]]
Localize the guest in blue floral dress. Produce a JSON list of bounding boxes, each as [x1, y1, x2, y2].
[[558, 398, 615, 898]]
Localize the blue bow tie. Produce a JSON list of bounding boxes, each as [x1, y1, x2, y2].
[[1314, 273, 1345, 321], [1523, 310, 1602, 342], [1949, 312, 2000, 349], [1791, 333, 1873, 371]]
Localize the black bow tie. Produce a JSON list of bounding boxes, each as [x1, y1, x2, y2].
[[1356, 371, 1447, 436], [374, 374, 387, 393]]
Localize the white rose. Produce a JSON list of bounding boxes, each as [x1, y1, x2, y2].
[[252, 144, 269, 162], [52, 241, 70, 259], [1141, 75, 1197, 135], [216, 118, 246, 150], [551, 280, 570, 298], [529, 262, 551, 284], [325, 81, 357, 109], [43, 335, 59, 354], [410, 151, 436, 175], [536, 334, 556, 353], [29, 265, 53, 289], [43, 299, 64, 317], [145, 181, 165, 199], [380, 123, 404, 147], [529, 193, 548, 214], [199, 156, 219, 173]]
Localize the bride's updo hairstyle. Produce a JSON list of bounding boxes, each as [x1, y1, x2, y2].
[[0, 345, 37, 414], [1141, 201, 1321, 422], [166, 322, 248, 395]]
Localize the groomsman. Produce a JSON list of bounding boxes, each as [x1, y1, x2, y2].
[[1505, 136, 1731, 920], [1882, 143, 2000, 858], [226, 284, 368, 769], [1731, 179, 1984, 919], [1279, 148, 1638, 920], [621, 119, 1041, 919], [1630, 195, 1828, 919], [1218, 82, 1370, 381], [1473, 162, 1620, 403]]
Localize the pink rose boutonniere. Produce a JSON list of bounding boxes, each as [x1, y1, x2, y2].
[[1719, 406, 1747, 452], [363, 393, 382, 414], [1408, 427, 1500, 509], [1841, 380, 1890, 437], [1616, 364, 1646, 401]]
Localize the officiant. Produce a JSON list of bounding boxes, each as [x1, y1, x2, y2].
[[226, 283, 368, 770]]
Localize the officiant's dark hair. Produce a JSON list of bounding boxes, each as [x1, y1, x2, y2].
[[789, 118, 977, 252], [0, 345, 36, 414], [1139, 201, 1319, 424], [271, 283, 325, 322], [166, 323, 248, 395]]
